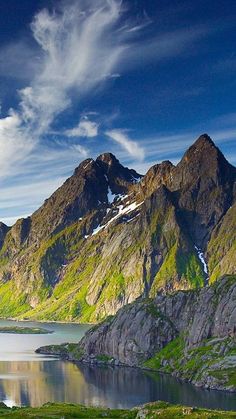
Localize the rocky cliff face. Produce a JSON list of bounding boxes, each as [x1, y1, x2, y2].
[[0, 222, 9, 249], [78, 275, 235, 359], [37, 275, 236, 392], [69, 275, 235, 392], [0, 134, 235, 322]]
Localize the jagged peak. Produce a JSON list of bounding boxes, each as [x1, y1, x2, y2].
[[175, 133, 232, 175], [73, 158, 97, 176], [145, 160, 174, 175], [140, 160, 174, 196], [189, 134, 236, 173], [96, 152, 119, 166], [194, 133, 215, 147], [182, 134, 219, 162], [96, 152, 141, 186], [162, 160, 175, 166]]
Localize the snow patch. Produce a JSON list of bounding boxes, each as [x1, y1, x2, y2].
[[83, 159, 93, 170], [131, 174, 142, 183], [194, 246, 208, 276], [89, 201, 144, 237], [107, 186, 129, 205], [126, 214, 139, 223], [107, 186, 117, 204], [91, 225, 104, 236], [120, 194, 129, 201]]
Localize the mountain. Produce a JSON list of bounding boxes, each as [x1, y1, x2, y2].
[[39, 274, 236, 392], [0, 134, 235, 322]]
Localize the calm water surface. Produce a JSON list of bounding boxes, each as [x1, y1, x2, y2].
[[0, 319, 235, 410]]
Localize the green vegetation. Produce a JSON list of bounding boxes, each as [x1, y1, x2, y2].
[[0, 326, 52, 334], [0, 194, 209, 323], [143, 335, 236, 391], [208, 204, 236, 283], [96, 354, 113, 362], [143, 336, 185, 372], [0, 136, 234, 325], [0, 282, 31, 318], [210, 368, 236, 387], [0, 401, 235, 418], [176, 249, 205, 288], [36, 343, 84, 360], [150, 244, 205, 296]]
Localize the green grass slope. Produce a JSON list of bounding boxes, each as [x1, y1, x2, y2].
[[0, 401, 235, 419], [208, 204, 236, 283]]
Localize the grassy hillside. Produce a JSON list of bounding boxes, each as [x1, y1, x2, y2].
[[0, 401, 235, 418]]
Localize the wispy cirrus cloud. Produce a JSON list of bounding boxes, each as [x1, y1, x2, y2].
[[0, 0, 127, 179], [0, 39, 41, 81], [0, 0, 216, 224], [65, 117, 99, 138], [118, 25, 211, 72], [0, 110, 35, 178], [132, 128, 236, 172], [0, 0, 212, 179], [106, 129, 145, 160]]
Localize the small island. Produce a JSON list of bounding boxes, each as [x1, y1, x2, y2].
[[0, 326, 53, 334]]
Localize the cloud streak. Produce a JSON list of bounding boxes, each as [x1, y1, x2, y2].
[[65, 117, 99, 138], [0, 0, 218, 224], [0, 0, 127, 178], [0, 0, 213, 180], [106, 129, 145, 160]]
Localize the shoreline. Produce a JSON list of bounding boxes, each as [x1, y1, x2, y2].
[[0, 316, 94, 327], [35, 344, 236, 395]]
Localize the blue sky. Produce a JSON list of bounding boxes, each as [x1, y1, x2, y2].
[[0, 0, 235, 225]]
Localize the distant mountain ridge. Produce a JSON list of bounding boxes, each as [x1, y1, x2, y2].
[[0, 134, 235, 321]]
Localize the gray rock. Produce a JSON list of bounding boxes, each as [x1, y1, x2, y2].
[[78, 275, 236, 391]]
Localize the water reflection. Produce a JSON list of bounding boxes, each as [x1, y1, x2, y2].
[[0, 320, 235, 410], [0, 361, 236, 410]]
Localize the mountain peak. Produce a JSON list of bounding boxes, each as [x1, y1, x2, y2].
[[140, 160, 174, 198], [96, 152, 119, 166], [96, 152, 141, 194], [194, 133, 215, 147], [183, 134, 218, 162], [179, 133, 225, 168]]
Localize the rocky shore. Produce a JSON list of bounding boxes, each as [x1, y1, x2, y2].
[[36, 275, 236, 393]]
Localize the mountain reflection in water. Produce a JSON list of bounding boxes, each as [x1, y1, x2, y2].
[[0, 320, 235, 410], [0, 361, 236, 410]]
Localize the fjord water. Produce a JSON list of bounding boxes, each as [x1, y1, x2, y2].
[[0, 320, 235, 410]]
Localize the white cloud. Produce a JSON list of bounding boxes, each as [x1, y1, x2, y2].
[[66, 118, 99, 138], [0, 110, 35, 178], [0, 1, 212, 181], [22, 0, 125, 130], [118, 25, 211, 72], [0, 215, 31, 226], [0, 144, 89, 225], [0, 40, 41, 80], [0, 1, 217, 224], [106, 129, 145, 160], [0, 0, 126, 179]]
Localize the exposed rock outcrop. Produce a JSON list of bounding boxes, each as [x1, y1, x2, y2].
[[0, 135, 235, 322], [36, 276, 236, 392], [44, 275, 234, 392]]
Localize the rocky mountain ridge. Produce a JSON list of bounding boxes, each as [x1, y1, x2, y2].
[[0, 134, 235, 322], [37, 275, 236, 392]]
